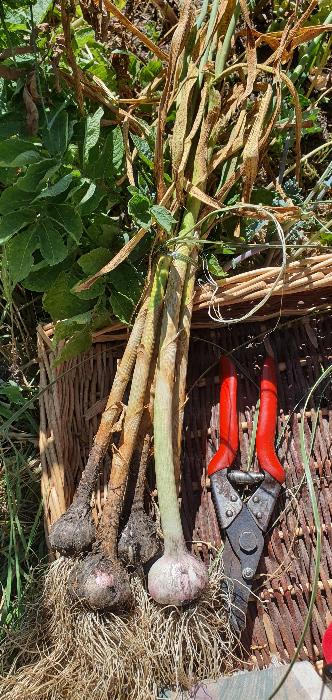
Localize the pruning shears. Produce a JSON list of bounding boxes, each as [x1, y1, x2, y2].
[[208, 355, 285, 633]]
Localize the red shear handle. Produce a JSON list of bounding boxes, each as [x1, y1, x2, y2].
[[256, 356, 285, 484], [323, 622, 332, 665], [208, 356, 239, 476]]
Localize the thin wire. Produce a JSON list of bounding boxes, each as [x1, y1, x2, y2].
[[192, 204, 287, 325]]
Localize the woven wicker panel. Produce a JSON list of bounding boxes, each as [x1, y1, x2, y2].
[[181, 314, 332, 670], [38, 327, 123, 541], [193, 254, 332, 324], [38, 310, 332, 670]]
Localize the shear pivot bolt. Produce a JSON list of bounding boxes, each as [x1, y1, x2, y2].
[[253, 495, 260, 503], [256, 512, 263, 520], [242, 567, 254, 581], [226, 509, 234, 517], [239, 530, 258, 554], [230, 494, 238, 502]]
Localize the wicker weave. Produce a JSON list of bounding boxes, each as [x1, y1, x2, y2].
[[194, 253, 332, 323], [38, 254, 332, 671], [182, 315, 332, 671]]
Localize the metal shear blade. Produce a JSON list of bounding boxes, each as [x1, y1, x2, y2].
[[208, 355, 285, 633], [220, 505, 265, 633]]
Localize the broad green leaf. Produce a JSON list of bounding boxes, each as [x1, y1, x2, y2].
[[52, 306, 110, 355], [110, 288, 134, 324], [0, 185, 35, 214], [86, 214, 122, 247], [80, 181, 96, 204], [74, 26, 95, 48], [83, 107, 103, 166], [4, 6, 29, 28], [46, 203, 83, 242], [106, 191, 121, 212], [130, 132, 154, 169], [68, 177, 106, 215], [206, 253, 227, 278], [78, 247, 111, 275], [32, 0, 53, 23], [54, 329, 92, 366], [22, 259, 72, 291], [251, 188, 276, 206], [69, 178, 97, 205], [150, 204, 176, 233], [76, 247, 111, 299], [37, 219, 68, 266], [17, 159, 58, 192], [0, 210, 35, 244], [43, 111, 69, 155], [0, 380, 25, 404], [53, 311, 93, 344], [104, 127, 125, 177], [321, 232, 332, 244], [139, 59, 162, 87], [43, 272, 93, 320], [66, 176, 90, 202], [91, 307, 111, 332], [128, 192, 151, 228], [64, 142, 79, 165], [36, 173, 74, 199], [0, 167, 15, 188], [75, 33, 117, 86], [73, 282, 105, 301], [6, 226, 39, 285], [0, 402, 11, 418], [79, 185, 105, 217], [94, 126, 124, 179], [0, 139, 40, 167], [109, 262, 143, 305], [0, 112, 25, 138]]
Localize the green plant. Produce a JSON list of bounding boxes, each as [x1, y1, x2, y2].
[[0, 377, 45, 635]]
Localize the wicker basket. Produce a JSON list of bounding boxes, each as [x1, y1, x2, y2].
[[38, 253, 332, 672]]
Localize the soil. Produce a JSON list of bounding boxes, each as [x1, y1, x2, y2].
[[49, 502, 96, 556], [68, 552, 132, 610], [118, 508, 160, 566]]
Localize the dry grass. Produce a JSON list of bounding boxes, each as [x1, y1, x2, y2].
[[0, 558, 237, 699]]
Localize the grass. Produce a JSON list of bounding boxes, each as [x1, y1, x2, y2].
[[0, 443, 45, 636], [0, 276, 46, 638]]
